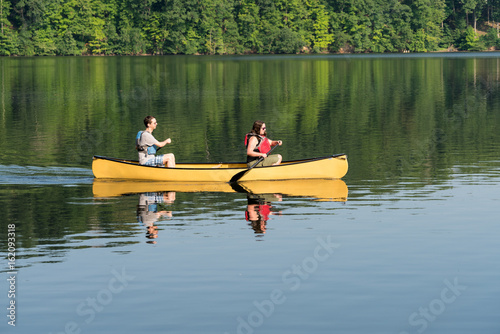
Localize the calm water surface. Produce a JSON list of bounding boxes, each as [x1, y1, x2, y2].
[[0, 54, 499, 334]]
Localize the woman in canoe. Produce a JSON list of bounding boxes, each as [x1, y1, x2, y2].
[[245, 120, 282, 167], [136, 116, 176, 167]]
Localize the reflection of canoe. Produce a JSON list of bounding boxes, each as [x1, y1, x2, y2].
[[92, 180, 235, 197], [92, 154, 348, 182], [92, 178, 348, 202], [239, 179, 348, 202]]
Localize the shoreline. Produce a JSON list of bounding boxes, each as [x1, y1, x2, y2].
[[2, 49, 500, 57]]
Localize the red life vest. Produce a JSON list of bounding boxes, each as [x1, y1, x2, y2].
[[245, 133, 271, 154]]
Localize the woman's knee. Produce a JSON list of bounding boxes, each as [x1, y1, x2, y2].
[[272, 154, 282, 166]]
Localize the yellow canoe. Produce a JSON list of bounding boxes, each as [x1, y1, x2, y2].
[[91, 154, 348, 182], [92, 178, 348, 202]]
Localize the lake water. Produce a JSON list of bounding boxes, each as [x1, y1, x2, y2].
[[1, 54, 499, 334]]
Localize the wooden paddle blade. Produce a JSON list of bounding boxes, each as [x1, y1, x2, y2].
[[229, 170, 249, 183], [229, 180, 249, 193]]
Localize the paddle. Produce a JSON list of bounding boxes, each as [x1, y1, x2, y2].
[[230, 144, 280, 183]]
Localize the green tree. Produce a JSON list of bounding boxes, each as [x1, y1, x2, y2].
[[458, 25, 481, 49], [407, 0, 446, 51], [235, 0, 261, 52], [0, 0, 18, 55], [162, 0, 199, 54], [14, 29, 29, 55], [119, 25, 146, 54], [481, 27, 499, 49], [142, 11, 168, 54], [256, 0, 309, 53], [333, 0, 375, 52], [256, 0, 282, 53], [198, 0, 240, 55], [274, 26, 304, 53], [103, 21, 120, 54], [13, 0, 47, 28], [386, 0, 412, 51], [87, 0, 116, 55], [32, 28, 57, 55], [3, 0, 500, 55], [55, 29, 80, 55], [459, 0, 484, 28], [306, 0, 334, 52], [440, 23, 461, 49]]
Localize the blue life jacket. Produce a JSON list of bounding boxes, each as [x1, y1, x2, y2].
[[135, 131, 160, 155]]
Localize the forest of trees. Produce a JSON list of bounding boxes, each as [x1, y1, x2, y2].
[[2, 0, 500, 56]]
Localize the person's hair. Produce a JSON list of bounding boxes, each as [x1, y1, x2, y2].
[[250, 120, 266, 136], [144, 115, 155, 127]]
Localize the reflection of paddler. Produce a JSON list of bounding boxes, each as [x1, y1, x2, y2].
[[137, 192, 175, 243], [245, 193, 282, 236]]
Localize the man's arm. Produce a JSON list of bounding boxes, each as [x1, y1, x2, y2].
[[155, 138, 171, 148]]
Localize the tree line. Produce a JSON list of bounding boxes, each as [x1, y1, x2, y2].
[[2, 0, 500, 56]]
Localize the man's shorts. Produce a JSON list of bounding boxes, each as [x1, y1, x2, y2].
[[247, 154, 280, 168], [143, 155, 165, 167]]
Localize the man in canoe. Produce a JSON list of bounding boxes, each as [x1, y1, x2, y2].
[[246, 120, 282, 167], [136, 116, 176, 167]]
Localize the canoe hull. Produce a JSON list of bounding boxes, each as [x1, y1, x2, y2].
[[91, 154, 348, 182]]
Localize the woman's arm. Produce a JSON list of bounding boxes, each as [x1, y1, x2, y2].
[[270, 139, 282, 146]]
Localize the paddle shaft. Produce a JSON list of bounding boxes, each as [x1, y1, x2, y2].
[[230, 144, 280, 183], [249, 143, 279, 168]]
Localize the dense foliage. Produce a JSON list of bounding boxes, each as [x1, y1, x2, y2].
[[1, 0, 500, 56]]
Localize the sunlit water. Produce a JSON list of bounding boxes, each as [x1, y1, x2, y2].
[[1, 54, 500, 334], [1, 162, 499, 334]]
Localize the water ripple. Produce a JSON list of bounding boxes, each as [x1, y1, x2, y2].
[[0, 164, 94, 185]]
